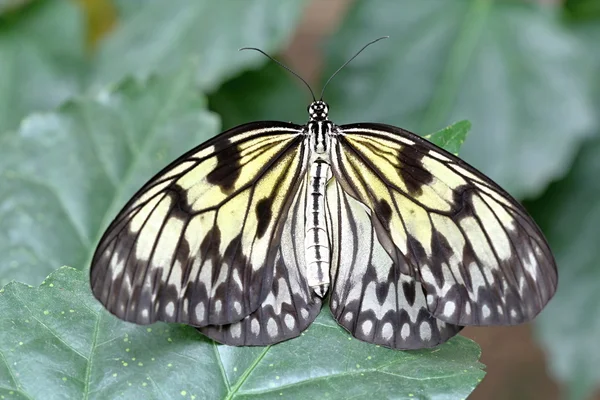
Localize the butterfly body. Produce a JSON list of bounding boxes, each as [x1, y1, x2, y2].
[[90, 99, 557, 349]]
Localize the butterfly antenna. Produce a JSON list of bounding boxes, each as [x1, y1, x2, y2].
[[319, 36, 389, 100], [239, 47, 316, 102]]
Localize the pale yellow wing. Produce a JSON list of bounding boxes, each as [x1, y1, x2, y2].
[[331, 123, 557, 326], [90, 121, 308, 327]]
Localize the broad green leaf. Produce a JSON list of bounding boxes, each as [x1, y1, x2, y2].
[[92, 0, 309, 92], [324, 0, 596, 199], [209, 61, 308, 130], [527, 134, 600, 400], [0, 0, 86, 133], [0, 69, 220, 286], [0, 267, 485, 399]]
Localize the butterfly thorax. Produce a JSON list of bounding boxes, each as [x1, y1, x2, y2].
[[305, 101, 333, 297], [307, 100, 331, 153]]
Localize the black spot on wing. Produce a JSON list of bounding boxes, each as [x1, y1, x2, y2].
[[407, 233, 428, 271], [376, 199, 392, 229], [402, 279, 416, 307], [168, 183, 196, 216], [255, 197, 273, 239], [201, 225, 222, 288], [206, 138, 241, 193], [397, 143, 433, 196], [429, 227, 453, 289]]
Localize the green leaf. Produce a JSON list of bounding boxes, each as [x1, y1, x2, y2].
[[324, 0, 596, 199], [0, 267, 485, 399], [92, 0, 309, 92], [209, 60, 308, 130], [0, 69, 220, 286], [0, 0, 86, 133], [527, 134, 600, 400], [425, 120, 471, 155]]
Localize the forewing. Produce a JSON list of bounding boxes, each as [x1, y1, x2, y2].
[[331, 123, 557, 326], [90, 121, 308, 327], [328, 180, 461, 349], [200, 177, 322, 345]]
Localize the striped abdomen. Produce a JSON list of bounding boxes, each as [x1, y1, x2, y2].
[[305, 158, 331, 297]]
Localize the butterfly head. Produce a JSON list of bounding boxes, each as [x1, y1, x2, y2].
[[308, 101, 329, 121]]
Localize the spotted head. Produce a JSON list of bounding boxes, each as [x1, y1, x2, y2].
[[308, 101, 329, 121]]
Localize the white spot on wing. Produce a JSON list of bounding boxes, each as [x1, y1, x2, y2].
[[165, 302, 175, 318], [401, 323, 410, 340], [344, 311, 354, 322], [427, 294, 435, 307], [381, 322, 393, 340], [482, 304, 491, 319], [443, 301, 456, 317], [267, 318, 278, 338], [284, 314, 295, 331], [420, 321, 432, 341], [231, 323, 241, 339], [251, 318, 260, 335], [362, 320, 373, 336], [195, 303, 205, 321], [233, 301, 241, 315]]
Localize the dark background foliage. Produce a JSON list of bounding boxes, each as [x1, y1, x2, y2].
[[0, 0, 599, 398]]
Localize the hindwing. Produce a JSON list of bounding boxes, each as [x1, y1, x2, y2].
[[90, 121, 308, 327], [200, 177, 322, 345], [330, 123, 557, 326], [328, 180, 462, 349]]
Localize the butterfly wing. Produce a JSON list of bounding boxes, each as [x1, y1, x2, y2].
[[330, 123, 557, 326], [327, 180, 462, 349], [90, 121, 309, 327], [199, 177, 322, 345]]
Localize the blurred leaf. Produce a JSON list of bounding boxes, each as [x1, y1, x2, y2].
[[325, 0, 596, 199], [0, 69, 220, 286], [565, 0, 600, 21], [0, 0, 86, 133], [527, 134, 600, 400], [75, 0, 117, 49], [0, 266, 485, 399], [92, 0, 309, 92], [209, 61, 308, 130], [0, 0, 32, 15]]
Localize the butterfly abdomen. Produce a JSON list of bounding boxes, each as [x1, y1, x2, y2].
[[305, 158, 331, 297]]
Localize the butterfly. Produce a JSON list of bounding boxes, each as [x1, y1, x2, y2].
[[90, 38, 557, 350]]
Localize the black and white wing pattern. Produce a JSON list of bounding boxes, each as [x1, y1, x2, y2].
[[90, 121, 309, 328], [200, 177, 322, 345], [330, 123, 557, 327], [328, 180, 462, 349]]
